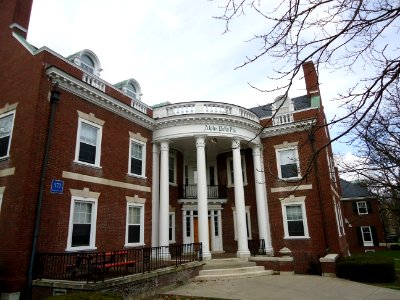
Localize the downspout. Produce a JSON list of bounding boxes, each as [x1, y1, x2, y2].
[[26, 86, 61, 299], [309, 131, 329, 254]]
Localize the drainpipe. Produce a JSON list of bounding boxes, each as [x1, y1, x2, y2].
[[26, 86, 61, 299]]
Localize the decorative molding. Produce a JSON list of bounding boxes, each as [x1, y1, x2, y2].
[[62, 171, 151, 192], [46, 67, 154, 130], [78, 111, 105, 126], [261, 119, 316, 137], [70, 187, 100, 199], [126, 195, 146, 204], [129, 131, 148, 143], [273, 141, 299, 150], [279, 195, 306, 203], [331, 185, 340, 199], [0, 168, 15, 177], [271, 184, 312, 193], [0, 103, 18, 115]]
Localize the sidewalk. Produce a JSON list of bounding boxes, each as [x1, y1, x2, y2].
[[161, 274, 400, 300]]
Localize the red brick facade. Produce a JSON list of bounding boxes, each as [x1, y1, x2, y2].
[[0, 1, 357, 298]]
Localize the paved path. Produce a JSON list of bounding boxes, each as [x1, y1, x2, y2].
[[162, 275, 400, 300]]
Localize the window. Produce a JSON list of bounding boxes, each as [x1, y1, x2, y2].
[[277, 148, 300, 179], [67, 197, 97, 250], [127, 83, 137, 99], [357, 201, 368, 215], [75, 119, 102, 166], [81, 54, 95, 74], [126, 203, 144, 246], [232, 206, 252, 240], [282, 201, 309, 239], [169, 212, 176, 243], [129, 139, 146, 177], [0, 111, 15, 158], [361, 226, 373, 246], [169, 154, 176, 184], [227, 156, 247, 187]]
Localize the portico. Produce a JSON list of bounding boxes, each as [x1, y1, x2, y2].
[[152, 102, 273, 259]]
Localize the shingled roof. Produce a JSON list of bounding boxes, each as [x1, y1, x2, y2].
[[249, 95, 311, 118], [340, 179, 372, 199]]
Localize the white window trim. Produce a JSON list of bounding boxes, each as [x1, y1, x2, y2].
[[169, 152, 177, 185], [66, 196, 98, 251], [361, 226, 374, 246], [0, 110, 16, 159], [74, 118, 103, 167], [275, 147, 301, 180], [169, 211, 176, 244], [227, 155, 247, 188], [125, 202, 145, 247], [128, 138, 146, 178], [281, 198, 310, 239], [357, 201, 368, 215], [334, 199, 345, 237], [232, 206, 252, 240]]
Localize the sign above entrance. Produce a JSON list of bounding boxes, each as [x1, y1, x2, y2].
[[204, 125, 237, 134]]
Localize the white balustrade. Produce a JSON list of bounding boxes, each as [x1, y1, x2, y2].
[[273, 113, 293, 125], [82, 73, 106, 92]]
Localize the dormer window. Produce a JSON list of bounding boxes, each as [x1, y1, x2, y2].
[[272, 96, 294, 125], [126, 82, 137, 99], [81, 54, 95, 74], [69, 49, 102, 77]]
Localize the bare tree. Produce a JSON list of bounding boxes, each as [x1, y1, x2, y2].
[[337, 83, 400, 235], [215, 0, 400, 141]]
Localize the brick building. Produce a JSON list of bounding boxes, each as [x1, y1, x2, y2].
[[340, 179, 386, 253], [0, 0, 349, 298]]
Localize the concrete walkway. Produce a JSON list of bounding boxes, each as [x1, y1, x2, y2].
[[162, 274, 400, 300]]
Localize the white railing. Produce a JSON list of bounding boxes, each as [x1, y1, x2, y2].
[[153, 102, 259, 122], [82, 73, 106, 92], [131, 100, 147, 114], [273, 113, 293, 125]]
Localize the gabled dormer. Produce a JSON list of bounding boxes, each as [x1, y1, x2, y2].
[[114, 79, 146, 114], [272, 95, 294, 125]]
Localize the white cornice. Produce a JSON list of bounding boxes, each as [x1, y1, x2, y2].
[[46, 67, 154, 130], [155, 114, 261, 133], [261, 119, 316, 137]]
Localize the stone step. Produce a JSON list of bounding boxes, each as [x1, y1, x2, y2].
[[195, 265, 273, 281], [203, 258, 256, 270]]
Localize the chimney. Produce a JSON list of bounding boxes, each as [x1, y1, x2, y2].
[[302, 61, 320, 97], [1, 0, 34, 39]]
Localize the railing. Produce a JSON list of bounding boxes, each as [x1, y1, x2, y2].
[[153, 102, 259, 122], [249, 239, 267, 256], [34, 243, 202, 283], [179, 185, 227, 199], [272, 113, 293, 125], [82, 73, 106, 92]]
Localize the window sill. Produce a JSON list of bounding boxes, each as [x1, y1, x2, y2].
[[73, 160, 102, 169], [169, 241, 176, 244], [127, 173, 147, 179], [279, 177, 302, 182], [227, 183, 248, 188], [169, 182, 178, 187], [283, 236, 310, 240], [66, 246, 97, 252], [0, 156, 10, 162], [124, 243, 145, 248]]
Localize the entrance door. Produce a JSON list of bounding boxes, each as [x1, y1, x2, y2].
[[193, 218, 199, 243]]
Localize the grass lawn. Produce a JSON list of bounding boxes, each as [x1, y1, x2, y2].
[[364, 249, 400, 290]]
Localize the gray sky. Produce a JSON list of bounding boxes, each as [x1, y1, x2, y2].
[[27, 0, 356, 154]]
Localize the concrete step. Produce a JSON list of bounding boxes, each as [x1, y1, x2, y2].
[[203, 258, 256, 270], [195, 265, 273, 281]]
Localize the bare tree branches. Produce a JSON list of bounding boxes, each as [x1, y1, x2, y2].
[[215, 0, 400, 138]]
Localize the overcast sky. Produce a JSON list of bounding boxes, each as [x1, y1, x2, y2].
[[27, 0, 356, 154]]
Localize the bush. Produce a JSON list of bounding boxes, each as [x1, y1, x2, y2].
[[337, 255, 396, 283], [390, 244, 400, 250]]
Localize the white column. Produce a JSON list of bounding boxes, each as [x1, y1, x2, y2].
[[196, 136, 212, 260], [159, 140, 170, 257], [151, 143, 160, 248], [232, 138, 250, 257], [252, 144, 273, 254], [261, 150, 273, 254]]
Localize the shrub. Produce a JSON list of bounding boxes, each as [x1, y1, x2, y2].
[[390, 244, 400, 250], [337, 255, 395, 283]]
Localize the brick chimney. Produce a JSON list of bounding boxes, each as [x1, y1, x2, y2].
[[0, 0, 34, 39], [302, 61, 320, 97]]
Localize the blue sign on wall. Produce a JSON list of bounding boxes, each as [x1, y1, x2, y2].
[[51, 179, 64, 194]]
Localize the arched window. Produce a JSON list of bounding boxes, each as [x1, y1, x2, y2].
[[127, 82, 137, 99], [81, 54, 95, 74]]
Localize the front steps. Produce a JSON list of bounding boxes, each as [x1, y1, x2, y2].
[[195, 258, 273, 281]]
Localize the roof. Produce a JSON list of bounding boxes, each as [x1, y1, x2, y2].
[[249, 95, 311, 118], [340, 179, 372, 199]]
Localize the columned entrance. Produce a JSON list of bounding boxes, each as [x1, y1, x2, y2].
[[182, 207, 224, 252]]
